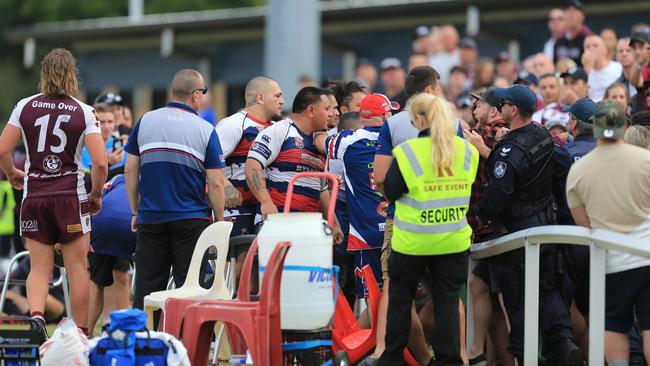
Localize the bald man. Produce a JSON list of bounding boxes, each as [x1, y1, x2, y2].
[[216, 76, 285, 237], [125, 68, 227, 312], [582, 35, 623, 102]]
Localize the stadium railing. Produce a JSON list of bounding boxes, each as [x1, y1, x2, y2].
[[467, 225, 650, 365]]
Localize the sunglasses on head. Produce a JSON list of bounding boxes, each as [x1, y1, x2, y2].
[[192, 86, 209, 95]]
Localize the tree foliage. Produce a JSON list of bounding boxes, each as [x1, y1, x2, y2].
[[0, 0, 264, 118]]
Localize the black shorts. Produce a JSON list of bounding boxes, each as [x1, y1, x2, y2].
[[605, 266, 650, 333], [89, 252, 132, 287]]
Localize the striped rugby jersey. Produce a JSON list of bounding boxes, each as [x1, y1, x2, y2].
[[216, 111, 272, 214], [248, 119, 326, 212]]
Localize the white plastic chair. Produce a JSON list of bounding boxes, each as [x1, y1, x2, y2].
[[143, 221, 233, 329]]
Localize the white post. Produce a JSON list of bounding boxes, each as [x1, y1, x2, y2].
[[129, 0, 144, 23], [523, 239, 539, 365], [23, 37, 35, 68], [588, 242, 606, 364]]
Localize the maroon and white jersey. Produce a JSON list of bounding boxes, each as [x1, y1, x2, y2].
[[8, 94, 100, 198]]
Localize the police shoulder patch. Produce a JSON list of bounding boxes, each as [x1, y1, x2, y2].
[[494, 161, 507, 178]]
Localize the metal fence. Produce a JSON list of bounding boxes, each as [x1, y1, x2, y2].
[[467, 225, 650, 365]]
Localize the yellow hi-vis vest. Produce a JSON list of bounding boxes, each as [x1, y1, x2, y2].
[[0, 181, 15, 236], [392, 136, 478, 255]]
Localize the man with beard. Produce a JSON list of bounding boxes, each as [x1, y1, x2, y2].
[[216, 76, 284, 236]]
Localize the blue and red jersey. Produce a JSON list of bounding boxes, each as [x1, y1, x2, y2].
[[327, 126, 388, 251]]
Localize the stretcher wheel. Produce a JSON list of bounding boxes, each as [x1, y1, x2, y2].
[[334, 350, 350, 366]]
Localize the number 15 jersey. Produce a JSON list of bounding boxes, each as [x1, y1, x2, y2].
[[8, 94, 100, 198]]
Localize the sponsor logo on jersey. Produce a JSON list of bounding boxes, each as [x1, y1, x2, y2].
[[261, 135, 271, 143], [21, 220, 39, 233], [251, 142, 272, 160], [67, 224, 82, 233], [43, 155, 62, 173], [294, 136, 304, 149]]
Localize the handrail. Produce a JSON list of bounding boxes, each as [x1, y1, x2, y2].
[[468, 225, 650, 366]]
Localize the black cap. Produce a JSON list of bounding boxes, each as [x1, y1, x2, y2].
[[94, 92, 124, 106], [564, 0, 583, 11], [630, 32, 650, 47], [515, 71, 538, 86], [561, 67, 588, 82], [471, 87, 501, 109]]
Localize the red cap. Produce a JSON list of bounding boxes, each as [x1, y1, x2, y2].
[[359, 93, 400, 118]]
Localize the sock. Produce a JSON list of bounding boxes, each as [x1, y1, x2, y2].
[[30, 311, 45, 324], [610, 360, 629, 366]]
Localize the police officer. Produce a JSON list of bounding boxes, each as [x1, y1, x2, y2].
[[380, 93, 478, 366], [477, 85, 583, 366]]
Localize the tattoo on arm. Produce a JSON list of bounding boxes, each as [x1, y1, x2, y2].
[[252, 169, 264, 191]]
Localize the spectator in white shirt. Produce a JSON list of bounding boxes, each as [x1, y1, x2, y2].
[[583, 35, 623, 102], [544, 9, 566, 60], [533, 73, 570, 127], [429, 24, 461, 85]]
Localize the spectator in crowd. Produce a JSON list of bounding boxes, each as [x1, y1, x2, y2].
[[329, 80, 366, 115], [356, 59, 378, 93], [81, 103, 125, 178], [493, 76, 511, 89], [534, 73, 570, 127], [123, 105, 134, 130], [566, 100, 650, 366], [565, 98, 598, 162], [87, 174, 136, 336], [601, 26, 619, 61], [412, 25, 431, 54], [583, 35, 623, 102], [545, 8, 566, 60], [446, 66, 469, 103], [95, 93, 132, 144], [532, 53, 556, 78], [462, 88, 512, 366], [429, 24, 461, 85], [216, 76, 284, 238], [629, 32, 650, 110], [125, 69, 226, 311], [556, 57, 578, 75], [473, 58, 496, 89], [0, 48, 108, 337], [496, 51, 518, 84], [631, 110, 650, 127], [617, 37, 645, 113], [561, 67, 590, 103], [380, 92, 478, 366], [554, 0, 592, 66], [604, 82, 631, 112], [379, 58, 408, 110], [459, 37, 479, 89], [546, 120, 568, 135], [408, 53, 429, 71], [624, 124, 650, 148]]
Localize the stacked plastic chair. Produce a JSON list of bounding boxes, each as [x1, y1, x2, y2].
[[332, 264, 418, 365], [180, 241, 291, 366], [142, 221, 233, 330]]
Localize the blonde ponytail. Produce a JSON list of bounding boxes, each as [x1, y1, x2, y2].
[[407, 94, 457, 171]]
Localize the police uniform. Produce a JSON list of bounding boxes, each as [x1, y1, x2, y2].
[[477, 86, 582, 365], [379, 131, 478, 366]]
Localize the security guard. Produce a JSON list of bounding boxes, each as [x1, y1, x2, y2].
[[379, 93, 478, 366], [477, 85, 583, 366]]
